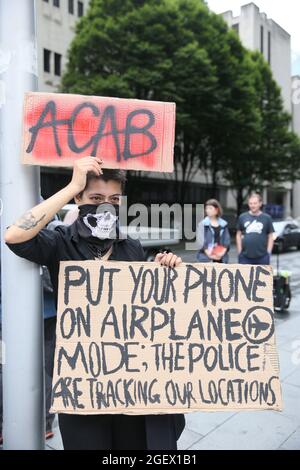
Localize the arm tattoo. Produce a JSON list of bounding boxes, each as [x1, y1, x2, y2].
[[14, 211, 46, 230]]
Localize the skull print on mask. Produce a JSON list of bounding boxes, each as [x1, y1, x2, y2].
[[77, 203, 120, 241], [83, 210, 118, 239]]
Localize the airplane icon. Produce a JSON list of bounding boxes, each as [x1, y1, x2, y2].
[[248, 314, 270, 338]]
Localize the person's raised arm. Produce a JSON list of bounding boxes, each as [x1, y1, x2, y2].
[[4, 157, 103, 244]]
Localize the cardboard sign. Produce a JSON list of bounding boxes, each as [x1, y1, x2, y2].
[[21, 92, 175, 172], [50, 262, 282, 415]]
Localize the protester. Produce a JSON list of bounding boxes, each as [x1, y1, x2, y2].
[[196, 199, 231, 263], [4, 156, 185, 451], [236, 192, 275, 265]]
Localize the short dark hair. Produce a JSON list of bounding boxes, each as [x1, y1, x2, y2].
[[205, 199, 223, 217], [77, 169, 127, 198]]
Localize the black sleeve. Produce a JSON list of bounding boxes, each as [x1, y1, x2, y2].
[[125, 237, 146, 262], [5, 228, 60, 266], [267, 216, 275, 234]]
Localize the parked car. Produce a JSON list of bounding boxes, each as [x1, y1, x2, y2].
[[272, 220, 300, 253]]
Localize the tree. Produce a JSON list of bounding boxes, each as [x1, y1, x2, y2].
[[61, 0, 258, 202], [190, 18, 261, 198]]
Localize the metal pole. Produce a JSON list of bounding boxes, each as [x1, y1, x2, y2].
[[0, 0, 44, 449]]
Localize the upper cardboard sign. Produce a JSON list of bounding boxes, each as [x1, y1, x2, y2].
[[21, 92, 175, 172], [50, 261, 283, 415]]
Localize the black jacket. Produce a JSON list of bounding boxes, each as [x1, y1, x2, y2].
[[6, 222, 186, 449]]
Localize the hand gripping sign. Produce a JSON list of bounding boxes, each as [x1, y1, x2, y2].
[[21, 92, 175, 172], [50, 262, 283, 415]]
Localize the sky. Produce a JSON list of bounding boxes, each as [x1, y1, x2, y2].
[[206, 0, 300, 75]]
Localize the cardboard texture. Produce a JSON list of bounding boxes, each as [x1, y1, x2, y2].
[[50, 261, 283, 415], [21, 92, 175, 172]]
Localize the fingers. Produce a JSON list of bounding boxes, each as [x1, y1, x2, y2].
[[165, 253, 177, 267], [91, 157, 103, 174], [89, 160, 103, 175], [155, 250, 170, 263], [76, 157, 103, 175], [174, 256, 182, 267], [156, 251, 182, 268], [155, 253, 165, 263], [77, 156, 103, 165]]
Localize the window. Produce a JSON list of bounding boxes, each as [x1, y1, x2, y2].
[[53, 0, 60, 7], [43, 49, 51, 73], [54, 53, 61, 76], [68, 0, 74, 14], [268, 31, 271, 64], [78, 1, 84, 17], [260, 25, 264, 54]]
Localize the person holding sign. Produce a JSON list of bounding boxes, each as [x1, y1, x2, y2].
[[4, 156, 185, 450]]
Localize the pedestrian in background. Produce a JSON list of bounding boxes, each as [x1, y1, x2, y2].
[[236, 192, 275, 265], [196, 199, 231, 263]]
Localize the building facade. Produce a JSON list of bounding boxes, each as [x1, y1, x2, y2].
[[222, 3, 291, 113], [222, 2, 300, 219], [36, 0, 89, 92]]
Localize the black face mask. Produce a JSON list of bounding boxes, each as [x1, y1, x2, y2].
[[78, 203, 119, 239], [75, 203, 120, 258]]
